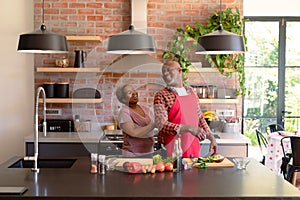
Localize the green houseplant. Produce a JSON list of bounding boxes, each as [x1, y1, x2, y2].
[[162, 8, 248, 96]]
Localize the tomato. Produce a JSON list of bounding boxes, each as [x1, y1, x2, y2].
[[155, 161, 165, 172], [164, 162, 173, 171]]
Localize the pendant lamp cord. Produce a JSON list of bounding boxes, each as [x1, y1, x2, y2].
[[40, 0, 46, 31], [218, 0, 223, 31], [42, 0, 44, 24]]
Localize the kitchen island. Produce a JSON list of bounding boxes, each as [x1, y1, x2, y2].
[[0, 156, 300, 199]]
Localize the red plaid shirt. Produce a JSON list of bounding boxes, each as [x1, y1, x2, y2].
[[154, 86, 210, 145]]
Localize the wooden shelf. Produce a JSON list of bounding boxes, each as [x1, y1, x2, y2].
[[36, 67, 101, 73], [66, 35, 102, 42], [39, 98, 103, 104], [199, 99, 238, 104]]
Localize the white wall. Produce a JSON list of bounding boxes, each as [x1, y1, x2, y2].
[[244, 0, 300, 16], [0, 0, 34, 162]]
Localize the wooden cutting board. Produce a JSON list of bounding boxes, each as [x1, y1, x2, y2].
[[193, 158, 235, 168], [107, 158, 153, 167]]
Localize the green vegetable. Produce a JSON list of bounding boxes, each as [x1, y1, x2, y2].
[[153, 154, 162, 164], [196, 160, 208, 169], [152, 154, 173, 164], [195, 156, 217, 169], [162, 157, 173, 163], [196, 156, 214, 163]]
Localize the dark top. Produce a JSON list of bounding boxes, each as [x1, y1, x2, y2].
[[0, 156, 300, 199]]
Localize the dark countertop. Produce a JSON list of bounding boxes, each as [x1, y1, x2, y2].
[[0, 156, 300, 199]]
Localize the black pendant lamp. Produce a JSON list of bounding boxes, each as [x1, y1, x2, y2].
[[107, 0, 155, 54], [107, 25, 155, 54], [17, 0, 68, 54], [196, 0, 245, 54]]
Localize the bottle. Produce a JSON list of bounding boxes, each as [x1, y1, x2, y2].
[[177, 138, 183, 172], [98, 155, 106, 175], [90, 153, 98, 174], [172, 139, 183, 172], [172, 139, 179, 169]]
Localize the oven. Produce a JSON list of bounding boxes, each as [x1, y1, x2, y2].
[[99, 130, 160, 156]]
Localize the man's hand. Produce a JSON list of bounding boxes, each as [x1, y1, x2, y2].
[[179, 125, 206, 140], [206, 133, 218, 153]]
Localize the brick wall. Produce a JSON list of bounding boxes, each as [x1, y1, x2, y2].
[[34, 0, 243, 129]]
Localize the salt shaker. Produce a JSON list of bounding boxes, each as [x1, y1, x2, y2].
[[90, 153, 98, 174], [98, 155, 106, 175]]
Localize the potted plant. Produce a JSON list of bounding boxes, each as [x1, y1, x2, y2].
[[163, 8, 248, 96]]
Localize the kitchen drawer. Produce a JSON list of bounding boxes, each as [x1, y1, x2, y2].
[[26, 142, 98, 157], [98, 143, 122, 156]]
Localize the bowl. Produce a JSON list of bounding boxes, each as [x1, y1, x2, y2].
[[233, 157, 250, 170]]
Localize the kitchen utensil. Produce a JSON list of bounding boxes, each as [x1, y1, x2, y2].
[[74, 50, 87, 68]]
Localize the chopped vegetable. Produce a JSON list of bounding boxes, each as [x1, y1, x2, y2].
[[195, 160, 208, 169]]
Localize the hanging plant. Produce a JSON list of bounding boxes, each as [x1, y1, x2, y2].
[[163, 8, 248, 96]]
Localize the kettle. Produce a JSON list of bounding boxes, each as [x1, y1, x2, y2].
[[74, 50, 87, 68]]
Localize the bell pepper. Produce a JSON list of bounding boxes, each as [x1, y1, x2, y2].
[[213, 146, 217, 155], [126, 162, 142, 173]]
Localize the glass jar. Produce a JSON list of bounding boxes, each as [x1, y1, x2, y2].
[[191, 85, 208, 99], [207, 85, 217, 99], [198, 85, 208, 99]]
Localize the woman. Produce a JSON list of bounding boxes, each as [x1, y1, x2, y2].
[[116, 84, 156, 157]]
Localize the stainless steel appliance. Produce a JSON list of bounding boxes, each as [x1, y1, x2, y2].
[[40, 119, 74, 132], [99, 130, 160, 156]]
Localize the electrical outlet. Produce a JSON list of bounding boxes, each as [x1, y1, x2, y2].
[[216, 109, 235, 117], [46, 109, 62, 116]]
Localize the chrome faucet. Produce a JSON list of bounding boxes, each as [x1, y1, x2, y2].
[[24, 87, 47, 172]]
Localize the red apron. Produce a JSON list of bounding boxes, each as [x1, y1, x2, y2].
[[164, 89, 200, 158]]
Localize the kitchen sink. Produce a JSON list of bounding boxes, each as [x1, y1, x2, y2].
[[8, 158, 77, 168]]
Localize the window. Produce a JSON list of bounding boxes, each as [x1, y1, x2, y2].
[[243, 17, 300, 135]]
